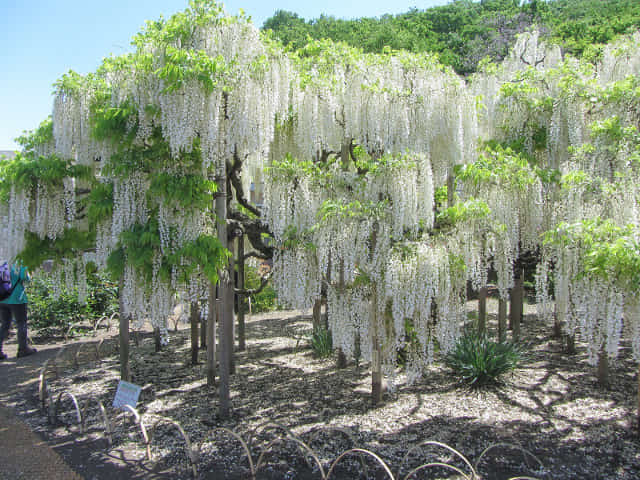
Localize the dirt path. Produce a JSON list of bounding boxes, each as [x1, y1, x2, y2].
[[0, 334, 87, 479]]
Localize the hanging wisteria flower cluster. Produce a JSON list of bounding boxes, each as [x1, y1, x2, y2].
[[0, 187, 30, 262]]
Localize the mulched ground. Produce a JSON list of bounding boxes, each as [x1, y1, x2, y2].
[[2, 299, 640, 479]]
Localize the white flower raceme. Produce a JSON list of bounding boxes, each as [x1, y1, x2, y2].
[[0, 186, 30, 262], [111, 173, 149, 244], [272, 246, 321, 311], [32, 183, 65, 240]]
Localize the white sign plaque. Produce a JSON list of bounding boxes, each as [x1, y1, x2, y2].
[[113, 380, 142, 409]]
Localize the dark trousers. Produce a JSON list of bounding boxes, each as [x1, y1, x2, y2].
[[0, 303, 28, 352]]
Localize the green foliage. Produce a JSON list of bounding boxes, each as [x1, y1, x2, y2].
[[108, 221, 229, 286], [17, 230, 95, 271], [116, 220, 162, 281], [309, 324, 333, 358], [244, 265, 278, 313], [357, 152, 417, 177], [27, 272, 118, 336], [436, 199, 491, 228], [547, 0, 640, 59], [0, 153, 92, 203], [28, 279, 86, 334], [281, 225, 316, 251], [15, 118, 53, 153], [434, 185, 450, 211], [84, 270, 119, 319], [445, 332, 524, 387], [133, 0, 231, 50], [92, 100, 139, 144], [545, 219, 640, 292], [267, 153, 331, 186], [319, 199, 388, 223], [53, 70, 87, 97], [157, 47, 229, 94], [86, 182, 114, 226], [456, 144, 555, 191], [293, 38, 364, 90], [170, 234, 230, 285], [149, 172, 217, 210]]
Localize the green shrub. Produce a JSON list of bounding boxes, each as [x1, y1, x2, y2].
[[445, 333, 524, 387], [29, 280, 85, 333], [85, 271, 118, 318], [309, 325, 333, 358], [27, 271, 118, 336], [244, 264, 279, 313]]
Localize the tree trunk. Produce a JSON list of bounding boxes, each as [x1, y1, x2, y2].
[[154, 327, 161, 352], [237, 235, 246, 352], [190, 301, 200, 365], [637, 363, 640, 434], [511, 269, 524, 342], [322, 295, 329, 330], [597, 347, 609, 387], [447, 171, 455, 208], [553, 314, 563, 338], [227, 236, 236, 375], [312, 298, 322, 330], [341, 139, 351, 170], [201, 312, 207, 349], [478, 286, 488, 335], [118, 276, 130, 382], [217, 174, 232, 417], [554, 288, 567, 338], [206, 289, 217, 386], [336, 349, 348, 369], [498, 297, 507, 343], [371, 286, 382, 406], [566, 334, 577, 355], [336, 257, 347, 369]]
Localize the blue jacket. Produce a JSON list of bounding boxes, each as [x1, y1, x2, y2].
[[0, 264, 29, 305]]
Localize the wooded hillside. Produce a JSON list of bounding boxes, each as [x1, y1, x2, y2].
[[263, 0, 640, 74]]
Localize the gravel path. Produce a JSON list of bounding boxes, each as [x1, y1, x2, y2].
[[1, 302, 639, 479], [0, 333, 83, 479]]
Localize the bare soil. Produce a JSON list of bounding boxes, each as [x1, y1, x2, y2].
[[1, 299, 640, 479]]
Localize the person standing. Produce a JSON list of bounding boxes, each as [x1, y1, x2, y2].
[[0, 262, 37, 359]]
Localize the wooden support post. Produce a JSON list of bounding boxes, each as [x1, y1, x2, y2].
[[201, 316, 207, 349], [237, 235, 246, 352], [118, 276, 130, 382], [154, 327, 161, 352], [207, 285, 217, 386], [447, 171, 455, 208], [478, 286, 488, 335], [190, 301, 200, 365], [217, 174, 231, 417], [227, 236, 236, 375], [597, 347, 609, 388], [312, 299, 322, 330], [336, 256, 347, 369], [554, 285, 567, 339], [511, 268, 524, 342], [637, 363, 640, 434], [371, 286, 382, 406], [498, 297, 507, 343]]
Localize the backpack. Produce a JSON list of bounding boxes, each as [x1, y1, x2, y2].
[[0, 262, 15, 301]]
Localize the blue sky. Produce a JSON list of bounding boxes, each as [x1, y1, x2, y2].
[[0, 0, 448, 151]]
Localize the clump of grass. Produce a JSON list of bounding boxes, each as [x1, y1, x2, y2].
[[309, 325, 333, 358], [445, 332, 524, 387]]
